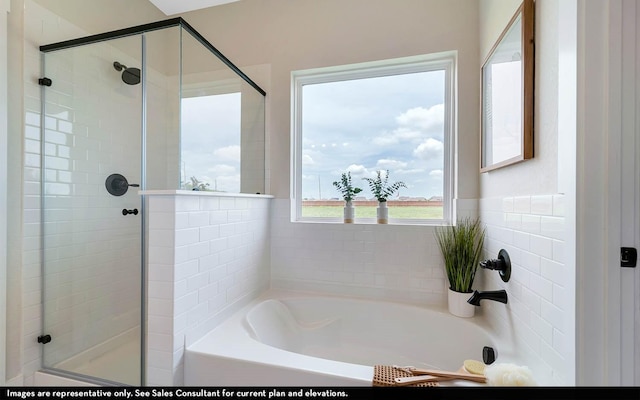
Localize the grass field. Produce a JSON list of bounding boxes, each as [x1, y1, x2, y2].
[[301, 205, 443, 219]]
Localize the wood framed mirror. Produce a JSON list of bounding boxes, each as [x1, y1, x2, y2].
[[480, 0, 534, 172]]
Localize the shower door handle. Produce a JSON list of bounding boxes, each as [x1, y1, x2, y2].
[[122, 208, 139, 216]]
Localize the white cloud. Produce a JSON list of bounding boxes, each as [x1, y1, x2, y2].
[[413, 138, 444, 160], [373, 128, 422, 145], [373, 103, 445, 146], [198, 164, 240, 192], [346, 164, 369, 176], [302, 154, 315, 165], [376, 159, 408, 170], [213, 145, 240, 162], [212, 174, 240, 192], [429, 169, 443, 179], [397, 168, 425, 175], [396, 104, 445, 131], [207, 164, 236, 175]]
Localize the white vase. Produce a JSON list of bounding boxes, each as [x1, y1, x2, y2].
[[343, 200, 354, 223], [447, 288, 476, 318], [377, 201, 388, 224]]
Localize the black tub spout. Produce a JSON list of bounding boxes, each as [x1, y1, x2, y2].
[[467, 289, 508, 306]]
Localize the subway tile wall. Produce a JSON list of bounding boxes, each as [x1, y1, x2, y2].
[[478, 194, 567, 385], [146, 193, 271, 386], [269, 199, 478, 305]]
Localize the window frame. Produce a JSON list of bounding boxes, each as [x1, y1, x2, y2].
[[291, 52, 457, 225]]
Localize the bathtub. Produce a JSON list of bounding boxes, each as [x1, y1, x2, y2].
[[184, 291, 506, 386]]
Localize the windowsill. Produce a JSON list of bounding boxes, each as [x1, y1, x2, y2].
[[293, 218, 450, 227]]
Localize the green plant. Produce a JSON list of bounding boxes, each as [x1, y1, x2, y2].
[[332, 172, 363, 202], [435, 217, 486, 293], [362, 170, 406, 202]]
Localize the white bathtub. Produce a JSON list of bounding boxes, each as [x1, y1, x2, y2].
[[184, 291, 506, 386]]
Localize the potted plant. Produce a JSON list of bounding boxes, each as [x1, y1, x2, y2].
[[333, 172, 362, 223], [362, 170, 406, 224], [435, 217, 486, 317]]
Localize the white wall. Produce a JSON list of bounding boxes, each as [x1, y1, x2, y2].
[[146, 192, 271, 386], [479, 0, 558, 198], [6, 0, 24, 384], [0, 0, 10, 386], [477, 0, 575, 385]]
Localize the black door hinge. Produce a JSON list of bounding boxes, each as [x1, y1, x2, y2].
[[38, 77, 52, 86], [621, 247, 637, 268], [37, 334, 52, 344]]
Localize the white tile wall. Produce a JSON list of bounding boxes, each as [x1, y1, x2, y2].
[[479, 194, 568, 385], [270, 199, 454, 305], [146, 193, 271, 386]]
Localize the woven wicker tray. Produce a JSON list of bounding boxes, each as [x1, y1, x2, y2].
[[372, 365, 439, 387]]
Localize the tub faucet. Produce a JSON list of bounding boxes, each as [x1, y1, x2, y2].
[[467, 289, 508, 306]]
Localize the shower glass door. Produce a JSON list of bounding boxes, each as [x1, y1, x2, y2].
[[40, 35, 143, 385]]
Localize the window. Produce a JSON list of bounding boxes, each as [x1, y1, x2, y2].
[[181, 91, 242, 193], [292, 53, 456, 224]]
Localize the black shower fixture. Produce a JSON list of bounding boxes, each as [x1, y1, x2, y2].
[[113, 61, 141, 85]]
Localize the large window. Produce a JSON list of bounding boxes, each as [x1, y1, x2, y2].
[[292, 53, 455, 224]]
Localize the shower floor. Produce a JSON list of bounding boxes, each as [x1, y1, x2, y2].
[[53, 328, 141, 386]]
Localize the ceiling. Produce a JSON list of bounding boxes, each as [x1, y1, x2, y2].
[[148, 0, 240, 15]]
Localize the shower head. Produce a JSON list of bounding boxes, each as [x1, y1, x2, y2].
[[113, 61, 141, 85]]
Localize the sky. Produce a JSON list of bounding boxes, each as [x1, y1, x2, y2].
[[181, 92, 241, 192], [301, 70, 446, 200]]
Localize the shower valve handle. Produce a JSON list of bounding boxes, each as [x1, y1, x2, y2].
[[122, 208, 139, 216]]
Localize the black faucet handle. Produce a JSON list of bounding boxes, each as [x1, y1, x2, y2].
[[480, 258, 503, 270], [479, 249, 512, 282]]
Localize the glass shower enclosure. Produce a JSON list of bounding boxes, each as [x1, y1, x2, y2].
[[38, 18, 265, 385]]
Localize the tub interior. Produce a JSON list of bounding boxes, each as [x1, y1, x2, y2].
[[243, 297, 496, 371]]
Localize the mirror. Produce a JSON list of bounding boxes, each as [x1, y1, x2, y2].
[[481, 0, 534, 172]]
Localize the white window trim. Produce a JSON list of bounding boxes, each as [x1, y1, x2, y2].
[[291, 52, 457, 225]]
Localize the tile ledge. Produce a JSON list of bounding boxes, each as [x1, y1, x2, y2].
[[139, 190, 273, 199]]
